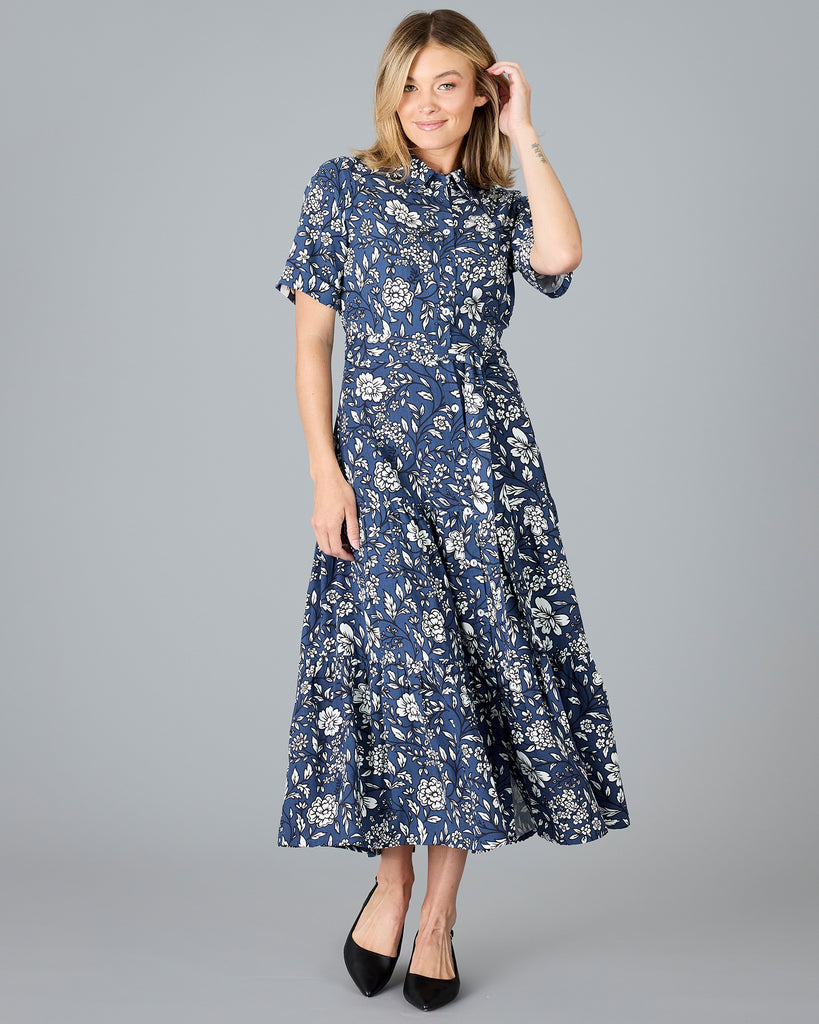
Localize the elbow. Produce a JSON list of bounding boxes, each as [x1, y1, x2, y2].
[[529, 243, 582, 277]]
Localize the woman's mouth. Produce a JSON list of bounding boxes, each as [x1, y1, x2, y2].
[[416, 120, 446, 131]]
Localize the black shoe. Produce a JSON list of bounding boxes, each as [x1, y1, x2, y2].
[[403, 928, 460, 1011], [343, 875, 404, 997]]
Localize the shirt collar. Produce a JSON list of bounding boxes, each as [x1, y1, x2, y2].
[[387, 154, 480, 198]]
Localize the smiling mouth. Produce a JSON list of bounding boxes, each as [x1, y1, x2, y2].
[[416, 120, 446, 130]]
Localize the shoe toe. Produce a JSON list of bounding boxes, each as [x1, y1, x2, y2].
[[344, 935, 399, 996], [402, 929, 460, 1011], [404, 973, 460, 1010]]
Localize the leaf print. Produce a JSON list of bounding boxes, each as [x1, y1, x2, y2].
[[275, 154, 629, 857], [498, 482, 529, 511]]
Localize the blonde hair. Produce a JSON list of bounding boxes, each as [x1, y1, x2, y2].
[[351, 9, 514, 190]]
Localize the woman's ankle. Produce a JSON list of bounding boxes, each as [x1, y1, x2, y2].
[[418, 903, 457, 932], [375, 870, 415, 898]]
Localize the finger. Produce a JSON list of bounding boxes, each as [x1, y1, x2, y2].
[[328, 525, 353, 561], [344, 506, 360, 549], [316, 528, 333, 559], [487, 64, 525, 87], [338, 519, 355, 557]]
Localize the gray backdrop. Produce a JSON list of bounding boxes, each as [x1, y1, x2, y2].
[[1, 1, 816, 1021]]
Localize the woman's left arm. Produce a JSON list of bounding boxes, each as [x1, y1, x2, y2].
[[487, 60, 582, 276]]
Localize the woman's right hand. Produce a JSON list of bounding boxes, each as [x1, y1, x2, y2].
[[311, 467, 361, 561]]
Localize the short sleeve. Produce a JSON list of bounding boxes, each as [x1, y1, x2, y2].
[[275, 158, 349, 311], [508, 191, 572, 299]]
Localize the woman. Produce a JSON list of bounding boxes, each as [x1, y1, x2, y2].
[[275, 8, 631, 1012]]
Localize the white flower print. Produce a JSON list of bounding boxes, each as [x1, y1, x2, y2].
[[496, 525, 516, 560], [352, 681, 372, 721], [355, 372, 387, 402], [465, 473, 492, 513], [382, 276, 414, 311], [548, 560, 573, 590], [523, 503, 549, 539], [605, 750, 622, 786], [509, 426, 539, 463], [384, 198, 423, 228], [526, 720, 554, 746], [306, 793, 338, 827], [337, 622, 355, 656], [373, 461, 401, 491], [463, 210, 495, 238], [417, 776, 446, 809], [569, 633, 590, 656], [317, 706, 344, 736], [506, 672, 523, 693], [461, 381, 485, 414], [396, 692, 424, 722], [445, 529, 466, 561], [459, 620, 479, 653], [532, 597, 571, 636], [407, 519, 432, 550], [421, 608, 446, 643], [369, 744, 391, 773], [461, 287, 484, 321]]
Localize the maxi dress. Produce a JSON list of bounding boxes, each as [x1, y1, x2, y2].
[[275, 153, 631, 857]]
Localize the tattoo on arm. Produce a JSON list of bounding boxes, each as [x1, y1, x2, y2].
[[530, 142, 548, 164]]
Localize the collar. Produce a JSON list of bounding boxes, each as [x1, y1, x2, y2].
[[386, 154, 481, 198]]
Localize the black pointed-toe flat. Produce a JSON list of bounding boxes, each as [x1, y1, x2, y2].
[[343, 875, 404, 997], [403, 928, 460, 1011]]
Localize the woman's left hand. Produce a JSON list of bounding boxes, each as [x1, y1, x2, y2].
[[485, 61, 533, 139]]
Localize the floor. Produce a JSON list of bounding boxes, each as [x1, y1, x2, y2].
[[2, 842, 816, 1023]]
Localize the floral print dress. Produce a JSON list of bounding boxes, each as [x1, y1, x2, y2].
[[274, 153, 631, 856]]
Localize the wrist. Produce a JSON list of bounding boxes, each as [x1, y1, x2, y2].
[[309, 452, 344, 483], [509, 122, 540, 150]]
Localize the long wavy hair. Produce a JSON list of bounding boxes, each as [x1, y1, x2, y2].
[[351, 9, 514, 190]]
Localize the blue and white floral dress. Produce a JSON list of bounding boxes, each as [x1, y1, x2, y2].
[[275, 153, 631, 856]]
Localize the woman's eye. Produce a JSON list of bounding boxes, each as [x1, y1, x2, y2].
[[403, 82, 456, 92]]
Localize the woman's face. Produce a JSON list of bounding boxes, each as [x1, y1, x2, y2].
[[396, 42, 488, 166]]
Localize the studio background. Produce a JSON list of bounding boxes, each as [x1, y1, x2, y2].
[[1, 1, 816, 1021]]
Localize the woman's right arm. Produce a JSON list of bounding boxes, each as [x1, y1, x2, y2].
[[293, 289, 360, 561]]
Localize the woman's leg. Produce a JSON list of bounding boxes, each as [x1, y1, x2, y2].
[[408, 845, 468, 979], [351, 844, 415, 956]]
